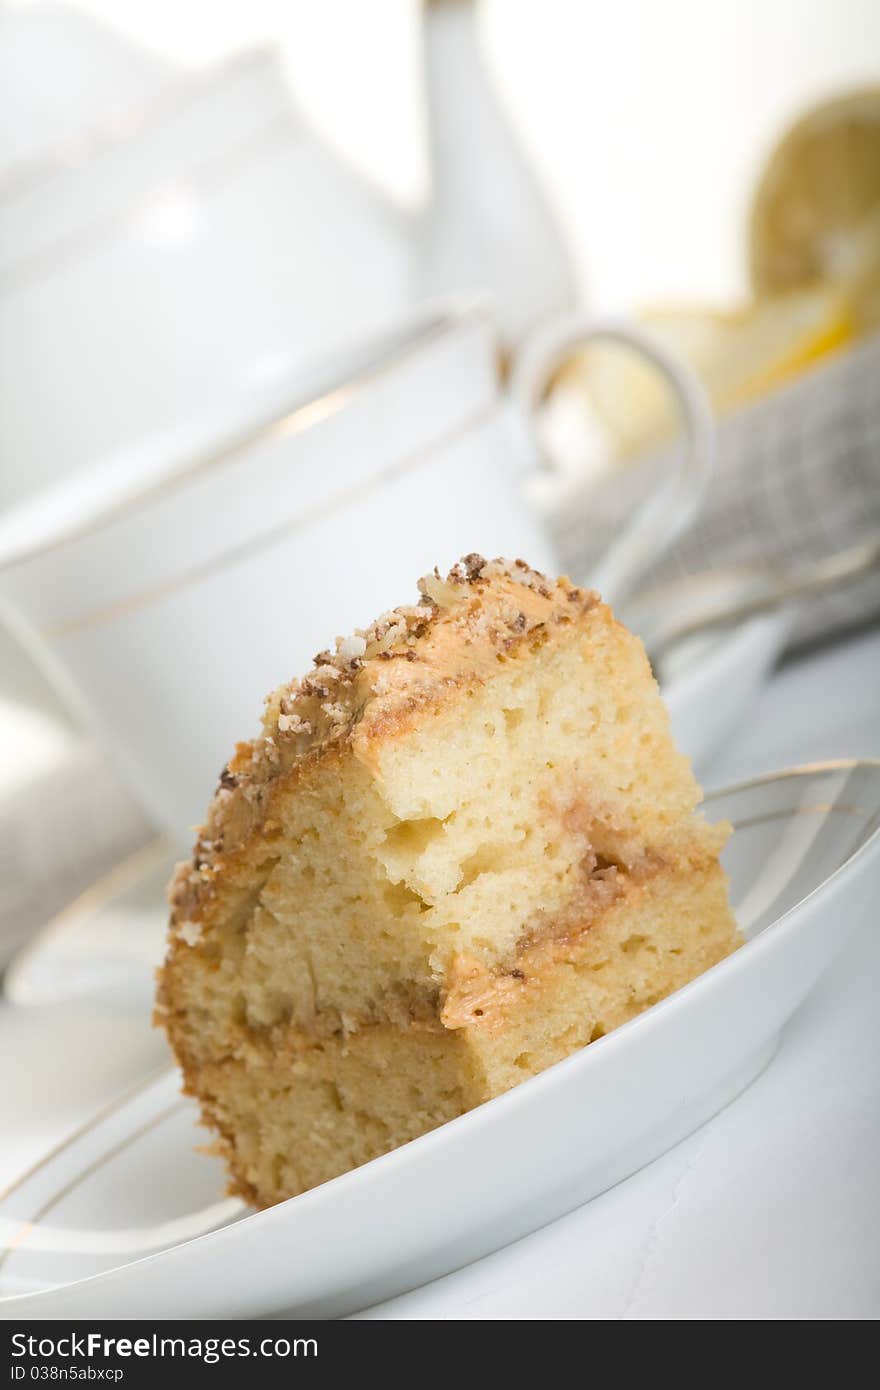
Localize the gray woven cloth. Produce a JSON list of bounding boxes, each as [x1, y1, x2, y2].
[[550, 334, 880, 650]]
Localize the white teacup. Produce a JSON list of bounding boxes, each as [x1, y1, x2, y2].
[[0, 303, 712, 842]]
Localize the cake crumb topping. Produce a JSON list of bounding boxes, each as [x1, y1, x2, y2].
[[167, 556, 599, 929], [176, 919, 203, 947], [337, 634, 367, 661]]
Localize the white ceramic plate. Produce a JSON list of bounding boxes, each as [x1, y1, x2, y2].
[[663, 612, 788, 766], [1, 760, 877, 1320], [2, 616, 785, 1012], [3, 839, 172, 1009]]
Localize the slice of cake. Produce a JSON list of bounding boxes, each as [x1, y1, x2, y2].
[[157, 555, 740, 1207]]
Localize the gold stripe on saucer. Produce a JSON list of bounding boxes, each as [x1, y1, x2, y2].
[[3, 838, 172, 1007], [0, 1102, 186, 1271]]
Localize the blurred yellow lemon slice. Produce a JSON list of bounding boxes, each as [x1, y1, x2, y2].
[[750, 87, 880, 330], [562, 287, 853, 458]]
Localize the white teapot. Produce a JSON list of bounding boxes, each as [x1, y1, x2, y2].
[[0, 1, 574, 509]]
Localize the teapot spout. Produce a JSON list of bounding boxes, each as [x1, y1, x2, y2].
[[417, 0, 577, 352]]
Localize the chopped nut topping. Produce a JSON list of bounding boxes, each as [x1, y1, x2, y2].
[[277, 713, 312, 736], [336, 634, 367, 661], [167, 556, 598, 935], [320, 701, 348, 727], [176, 919, 203, 947]]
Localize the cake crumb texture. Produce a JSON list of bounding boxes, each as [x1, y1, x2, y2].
[[157, 556, 741, 1206]]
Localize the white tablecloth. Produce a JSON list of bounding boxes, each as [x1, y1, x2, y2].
[[2, 628, 879, 1319]]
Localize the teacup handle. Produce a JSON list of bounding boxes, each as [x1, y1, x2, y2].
[[510, 314, 715, 607]]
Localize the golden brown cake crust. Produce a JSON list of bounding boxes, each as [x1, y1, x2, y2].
[[157, 554, 741, 1207], [166, 556, 601, 939]]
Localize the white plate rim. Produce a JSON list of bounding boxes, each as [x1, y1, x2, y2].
[[2, 757, 878, 1310]]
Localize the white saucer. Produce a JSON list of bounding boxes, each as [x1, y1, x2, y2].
[[1, 761, 877, 1320], [625, 576, 790, 770], [3, 839, 173, 1009]]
